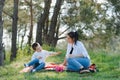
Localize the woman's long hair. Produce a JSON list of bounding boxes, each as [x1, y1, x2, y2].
[[67, 31, 79, 44]]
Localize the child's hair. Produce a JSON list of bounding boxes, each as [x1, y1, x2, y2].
[[67, 31, 79, 44], [32, 42, 39, 50]]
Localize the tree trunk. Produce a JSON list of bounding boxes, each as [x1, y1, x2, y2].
[[36, 0, 51, 45], [47, 0, 63, 46], [20, 25, 27, 49], [43, 17, 49, 43], [0, 0, 5, 66], [27, 0, 33, 46], [10, 0, 19, 61]]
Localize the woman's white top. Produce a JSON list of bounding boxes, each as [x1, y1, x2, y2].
[[66, 41, 90, 60]]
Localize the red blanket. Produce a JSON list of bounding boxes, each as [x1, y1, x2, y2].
[[45, 63, 65, 72], [20, 63, 65, 73]]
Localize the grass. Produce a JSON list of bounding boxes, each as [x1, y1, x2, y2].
[[0, 49, 120, 80]]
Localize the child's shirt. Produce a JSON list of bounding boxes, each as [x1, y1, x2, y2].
[[31, 50, 53, 63]]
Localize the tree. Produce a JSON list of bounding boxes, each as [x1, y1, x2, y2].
[[36, 0, 63, 47], [36, 0, 51, 45], [0, 0, 5, 66], [62, 0, 97, 38], [2, 0, 43, 50], [47, 0, 63, 46], [10, 0, 19, 61], [107, 0, 120, 36], [25, 0, 34, 46]]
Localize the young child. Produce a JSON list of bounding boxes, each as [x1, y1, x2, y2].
[[24, 42, 61, 73]]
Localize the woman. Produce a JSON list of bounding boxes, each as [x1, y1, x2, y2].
[[62, 31, 90, 72]]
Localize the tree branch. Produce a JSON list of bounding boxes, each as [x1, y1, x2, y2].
[[24, 0, 32, 6], [59, 27, 70, 36], [58, 36, 66, 40], [3, 10, 13, 18]]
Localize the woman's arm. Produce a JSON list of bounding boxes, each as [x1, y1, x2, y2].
[[62, 58, 67, 66]]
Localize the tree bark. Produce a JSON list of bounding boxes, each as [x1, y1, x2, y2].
[[10, 0, 19, 61], [27, 0, 33, 46], [48, 0, 63, 46], [36, 0, 51, 45], [0, 0, 5, 66], [43, 17, 49, 43], [20, 25, 27, 49]]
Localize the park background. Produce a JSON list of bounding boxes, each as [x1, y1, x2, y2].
[[0, 0, 120, 80]]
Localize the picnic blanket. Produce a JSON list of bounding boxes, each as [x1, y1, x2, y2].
[[19, 63, 65, 73], [19, 63, 98, 73], [45, 63, 65, 72]]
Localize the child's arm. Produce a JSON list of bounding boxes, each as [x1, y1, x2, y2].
[[49, 52, 62, 56]]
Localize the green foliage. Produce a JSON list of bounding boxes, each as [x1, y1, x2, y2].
[[42, 44, 55, 51], [4, 50, 11, 65], [62, 0, 120, 49]]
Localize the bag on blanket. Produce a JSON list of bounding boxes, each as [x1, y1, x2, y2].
[[89, 63, 99, 73]]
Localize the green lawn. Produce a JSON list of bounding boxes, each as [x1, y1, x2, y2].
[[0, 50, 120, 80]]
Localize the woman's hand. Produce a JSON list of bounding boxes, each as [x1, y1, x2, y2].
[[61, 58, 67, 66]]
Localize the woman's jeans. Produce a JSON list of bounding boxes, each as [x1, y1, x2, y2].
[[27, 58, 45, 71], [67, 57, 90, 71]]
